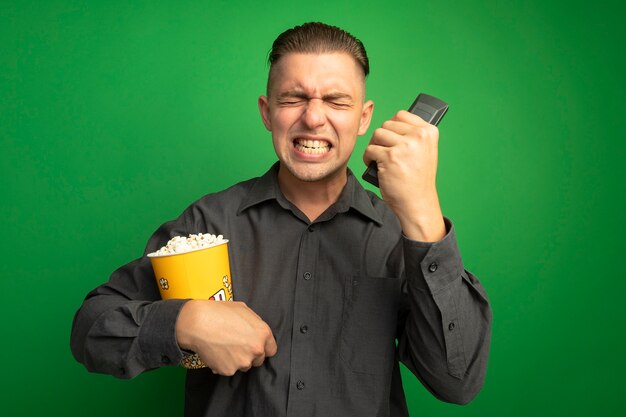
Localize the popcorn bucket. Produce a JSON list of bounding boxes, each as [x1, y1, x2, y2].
[[148, 240, 233, 369]]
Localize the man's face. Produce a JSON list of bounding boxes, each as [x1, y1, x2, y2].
[[258, 53, 374, 184]]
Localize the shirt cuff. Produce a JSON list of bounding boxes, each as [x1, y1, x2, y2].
[[138, 298, 189, 369], [403, 217, 465, 293]]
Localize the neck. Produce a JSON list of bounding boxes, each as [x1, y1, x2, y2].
[[277, 165, 348, 222]]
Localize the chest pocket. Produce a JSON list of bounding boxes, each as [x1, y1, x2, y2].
[[340, 275, 402, 375]]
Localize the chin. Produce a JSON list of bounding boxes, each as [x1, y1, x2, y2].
[[285, 163, 345, 183]]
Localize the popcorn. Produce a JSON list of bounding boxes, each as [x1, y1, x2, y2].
[[148, 233, 227, 257]]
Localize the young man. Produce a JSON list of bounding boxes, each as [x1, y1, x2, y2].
[[71, 22, 491, 416]]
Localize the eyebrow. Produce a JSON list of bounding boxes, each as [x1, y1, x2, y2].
[[277, 90, 353, 101]]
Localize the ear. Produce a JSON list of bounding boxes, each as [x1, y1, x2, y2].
[[258, 96, 272, 131], [357, 100, 374, 136]]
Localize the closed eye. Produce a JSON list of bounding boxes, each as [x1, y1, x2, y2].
[[328, 101, 353, 108], [278, 99, 305, 106]]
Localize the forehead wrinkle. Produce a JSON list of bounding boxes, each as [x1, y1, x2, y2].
[[268, 53, 366, 99]]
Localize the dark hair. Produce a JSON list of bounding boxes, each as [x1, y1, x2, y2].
[[267, 22, 369, 93]]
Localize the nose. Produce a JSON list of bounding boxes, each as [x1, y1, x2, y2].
[[301, 98, 326, 129]]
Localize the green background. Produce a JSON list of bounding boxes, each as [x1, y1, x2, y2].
[[1, 0, 624, 415]]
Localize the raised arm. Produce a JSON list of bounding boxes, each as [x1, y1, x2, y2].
[[364, 110, 491, 403]]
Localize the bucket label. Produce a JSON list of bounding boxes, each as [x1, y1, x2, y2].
[[209, 288, 226, 301], [223, 275, 233, 299]]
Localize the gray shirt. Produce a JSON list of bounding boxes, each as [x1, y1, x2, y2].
[[70, 163, 491, 416]]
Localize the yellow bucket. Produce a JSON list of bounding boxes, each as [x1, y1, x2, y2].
[[148, 240, 233, 368], [148, 241, 233, 301]]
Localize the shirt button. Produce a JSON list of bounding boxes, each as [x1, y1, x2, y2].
[[448, 322, 455, 331], [308, 226, 314, 233], [296, 380, 305, 390], [428, 262, 438, 272], [119, 367, 126, 376], [161, 355, 171, 364], [300, 325, 308, 334], [303, 272, 312, 280]]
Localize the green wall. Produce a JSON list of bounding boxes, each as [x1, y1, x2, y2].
[[2, 0, 624, 415]]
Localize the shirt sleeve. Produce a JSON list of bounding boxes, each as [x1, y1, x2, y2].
[[70, 209, 193, 379], [396, 217, 492, 404]]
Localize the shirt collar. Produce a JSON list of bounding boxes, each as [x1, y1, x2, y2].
[[236, 162, 283, 215], [346, 169, 383, 226], [237, 162, 383, 226]]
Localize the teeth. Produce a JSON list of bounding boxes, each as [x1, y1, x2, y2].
[[294, 138, 330, 154]]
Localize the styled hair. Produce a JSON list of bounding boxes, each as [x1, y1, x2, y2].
[[266, 22, 369, 94]]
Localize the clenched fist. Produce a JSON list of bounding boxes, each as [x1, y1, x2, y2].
[[363, 110, 446, 242], [176, 300, 278, 376]]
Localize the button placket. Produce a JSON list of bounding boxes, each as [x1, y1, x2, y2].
[[287, 226, 319, 412]]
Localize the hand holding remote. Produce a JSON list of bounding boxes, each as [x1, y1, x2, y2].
[[362, 93, 448, 187], [361, 93, 448, 242]]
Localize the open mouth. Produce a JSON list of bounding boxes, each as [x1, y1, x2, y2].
[[293, 138, 332, 154]]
